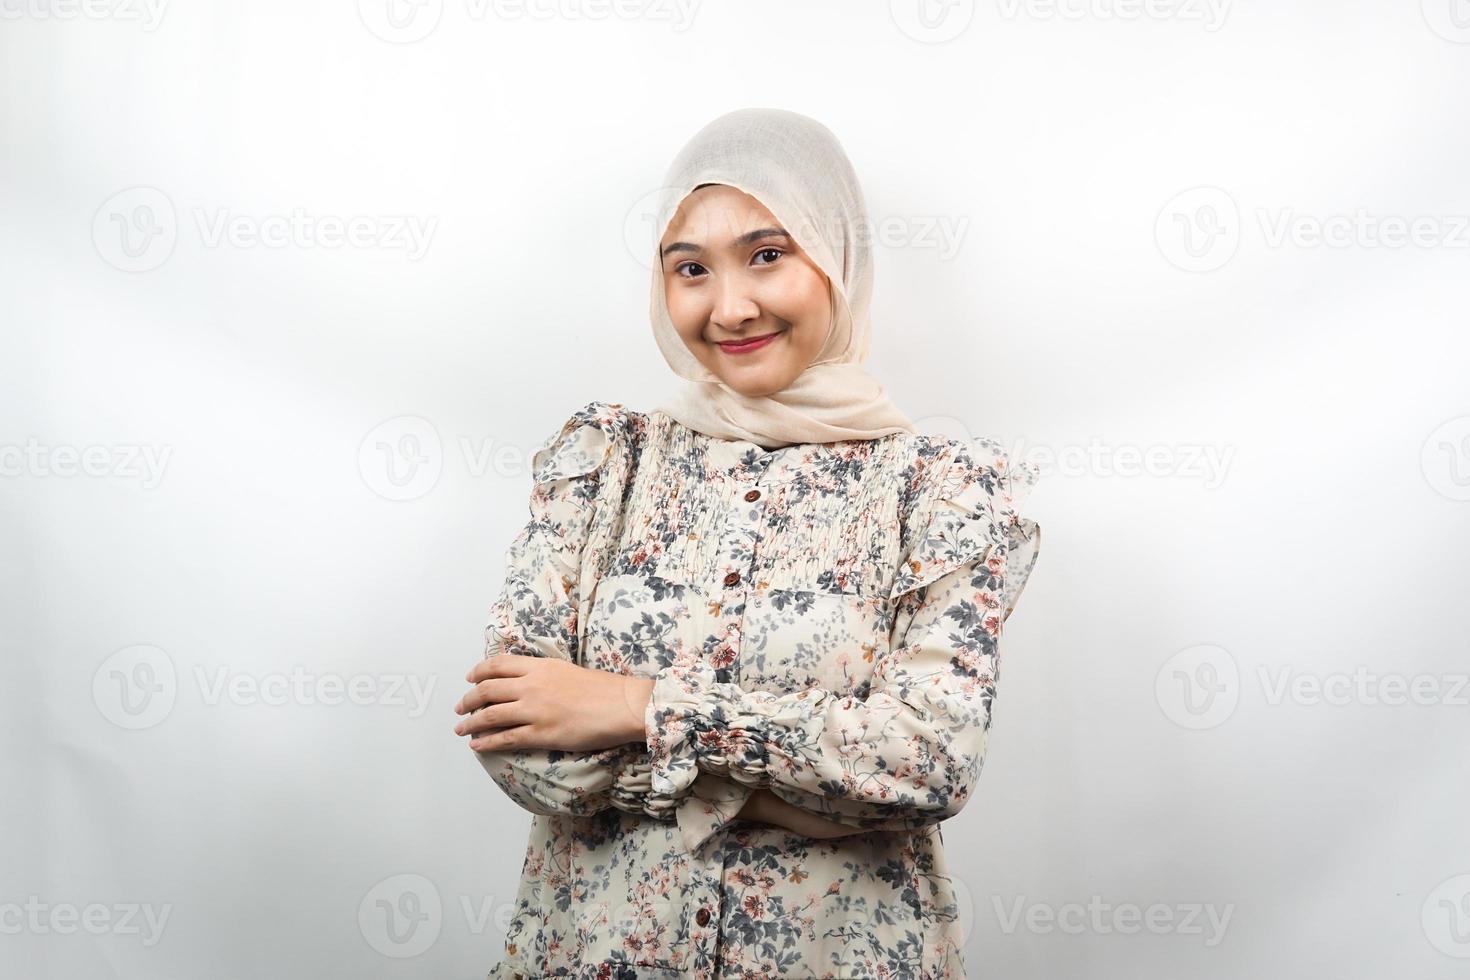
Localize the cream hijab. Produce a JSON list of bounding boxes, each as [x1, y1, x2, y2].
[[647, 107, 916, 450]]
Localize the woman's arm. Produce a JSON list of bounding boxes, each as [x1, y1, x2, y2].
[[462, 404, 848, 836], [468, 514, 687, 818], [639, 441, 1042, 832], [637, 558, 999, 831], [467, 651, 870, 839], [462, 405, 706, 819], [735, 787, 871, 839]]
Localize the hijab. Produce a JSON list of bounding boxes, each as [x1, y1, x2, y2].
[[647, 107, 917, 451]]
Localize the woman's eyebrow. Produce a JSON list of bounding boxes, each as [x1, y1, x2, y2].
[[661, 227, 791, 258]]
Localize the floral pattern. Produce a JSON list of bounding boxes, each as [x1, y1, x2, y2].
[[476, 401, 1041, 979]]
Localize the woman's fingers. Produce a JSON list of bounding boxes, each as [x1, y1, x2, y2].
[[464, 653, 535, 684], [468, 724, 538, 753], [457, 699, 529, 737], [454, 676, 518, 716]]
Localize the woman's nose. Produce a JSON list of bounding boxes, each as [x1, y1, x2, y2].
[[711, 275, 760, 330]]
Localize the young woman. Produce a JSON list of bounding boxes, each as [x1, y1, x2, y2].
[[453, 107, 1041, 980]]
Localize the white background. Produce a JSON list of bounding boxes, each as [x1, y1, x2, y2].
[[4, 1, 1470, 977]]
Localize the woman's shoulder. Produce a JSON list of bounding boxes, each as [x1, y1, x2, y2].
[[889, 428, 1039, 508], [529, 400, 652, 486], [885, 428, 1042, 600]]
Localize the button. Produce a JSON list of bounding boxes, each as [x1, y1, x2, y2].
[[723, 571, 740, 588], [695, 907, 711, 926], [744, 488, 761, 502]]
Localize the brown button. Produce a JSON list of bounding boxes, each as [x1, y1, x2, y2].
[[695, 907, 711, 926], [506, 944, 516, 955], [723, 571, 740, 588], [744, 489, 761, 502]]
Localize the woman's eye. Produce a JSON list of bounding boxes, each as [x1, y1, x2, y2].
[[753, 248, 783, 265], [676, 262, 707, 278]]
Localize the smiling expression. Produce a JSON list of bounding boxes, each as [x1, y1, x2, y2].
[[659, 184, 833, 398]]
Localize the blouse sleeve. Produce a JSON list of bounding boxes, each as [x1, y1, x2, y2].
[[642, 437, 1042, 831], [474, 402, 704, 821]]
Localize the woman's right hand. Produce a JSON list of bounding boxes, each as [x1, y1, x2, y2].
[[736, 787, 870, 840]]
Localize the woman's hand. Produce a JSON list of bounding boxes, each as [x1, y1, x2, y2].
[[737, 787, 871, 840], [454, 654, 657, 753]]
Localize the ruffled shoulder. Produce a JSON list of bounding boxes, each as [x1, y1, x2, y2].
[[523, 401, 638, 557], [529, 400, 635, 486], [890, 434, 1042, 622]]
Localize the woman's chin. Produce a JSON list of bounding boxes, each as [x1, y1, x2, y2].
[[720, 372, 800, 399]]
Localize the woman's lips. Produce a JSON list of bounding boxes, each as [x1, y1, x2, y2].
[[716, 331, 782, 354]]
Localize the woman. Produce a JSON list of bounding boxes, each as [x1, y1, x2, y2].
[[453, 107, 1041, 980]]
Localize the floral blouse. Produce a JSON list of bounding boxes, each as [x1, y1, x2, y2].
[[475, 400, 1041, 980]]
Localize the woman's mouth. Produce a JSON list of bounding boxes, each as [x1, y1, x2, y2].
[[716, 331, 782, 354]]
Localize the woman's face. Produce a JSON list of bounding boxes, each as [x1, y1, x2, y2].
[[659, 184, 832, 398]]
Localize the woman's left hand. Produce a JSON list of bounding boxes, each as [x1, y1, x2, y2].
[[453, 654, 656, 753]]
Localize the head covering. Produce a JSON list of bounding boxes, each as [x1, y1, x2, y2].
[[647, 107, 916, 450]]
